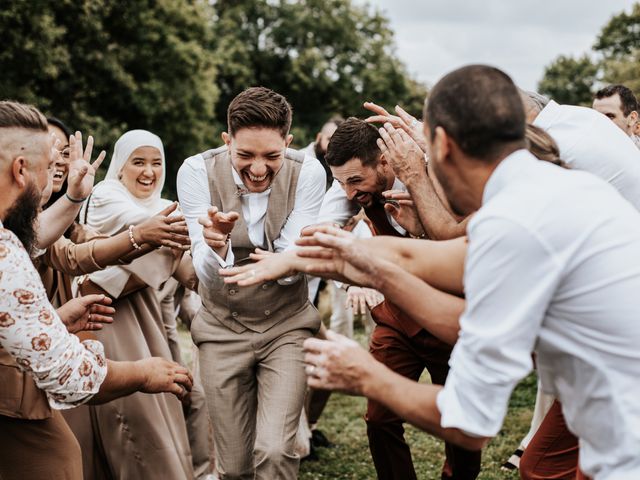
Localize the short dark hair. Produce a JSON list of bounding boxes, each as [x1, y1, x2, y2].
[[594, 84, 638, 117], [424, 65, 526, 160], [46, 116, 72, 138], [325, 117, 381, 168], [227, 87, 292, 138], [0, 101, 48, 131]]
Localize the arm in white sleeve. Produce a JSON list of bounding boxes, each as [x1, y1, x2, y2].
[[437, 216, 562, 437], [316, 179, 360, 226], [274, 155, 327, 252], [177, 155, 234, 286]]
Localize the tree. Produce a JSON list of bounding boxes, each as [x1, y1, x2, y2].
[[538, 55, 598, 106], [211, 0, 427, 146], [0, 0, 219, 196]]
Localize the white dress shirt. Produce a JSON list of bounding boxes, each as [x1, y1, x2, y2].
[[177, 150, 326, 286], [534, 100, 640, 211], [436, 150, 640, 479], [318, 177, 407, 235]]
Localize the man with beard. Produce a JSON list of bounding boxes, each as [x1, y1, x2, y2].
[[177, 86, 326, 479], [301, 65, 640, 480], [312, 117, 481, 480], [0, 100, 194, 480]]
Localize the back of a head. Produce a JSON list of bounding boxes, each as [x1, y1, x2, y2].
[[595, 84, 639, 116], [227, 87, 292, 138], [325, 117, 380, 168], [0, 101, 48, 132], [425, 65, 526, 160]]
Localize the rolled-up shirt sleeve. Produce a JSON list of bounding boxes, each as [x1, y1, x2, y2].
[[177, 155, 234, 286], [437, 216, 562, 437], [0, 230, 107, 409]]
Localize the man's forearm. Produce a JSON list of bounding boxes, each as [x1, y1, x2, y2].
[[374, 259, 463, 345], [406, 174, 468, 241], [37, 196, 83, 249], [88, 360, 145, 404], [363, 360, 488, 450]]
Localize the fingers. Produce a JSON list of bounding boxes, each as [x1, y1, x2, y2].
[[296, 246, 335, 260], [218, 265, 251, 277], [363, 101, 390, 116], [83, 134, 94, 161], [358, 293, 367, 315], [207, 206, 219, 219], [165, 214, 186, 224], [303, 336, 328, 354], [174, 373, 193, 392], [395, 105, 419, 126], [158, 201, 179, 216]]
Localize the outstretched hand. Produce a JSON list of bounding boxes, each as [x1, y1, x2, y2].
[[56, 294, 115, 334], [198, 206, 239, 251], [304, 330, 380, 394], [136, 202, 191, 250], [363, 102, 429, 153], [382, 190, 425, 237], [66, 131, 107, 201]]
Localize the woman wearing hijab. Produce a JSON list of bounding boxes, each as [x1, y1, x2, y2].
[[79, 130, 194, 479]]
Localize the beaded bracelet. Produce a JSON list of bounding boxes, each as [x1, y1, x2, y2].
[[128, 225, 142, 250]]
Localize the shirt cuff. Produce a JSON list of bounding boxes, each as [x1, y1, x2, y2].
[[206, 241, 235, 268]]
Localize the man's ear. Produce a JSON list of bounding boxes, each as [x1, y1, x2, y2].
[[285, 133, 293, 148], [221, 132, 231, 146], [629, 111, 638, 127], [433, 126, 451, 165], [11, 156, 28, 188]]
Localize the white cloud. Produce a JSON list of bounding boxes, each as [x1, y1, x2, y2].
[[360, 0, 637, 90]]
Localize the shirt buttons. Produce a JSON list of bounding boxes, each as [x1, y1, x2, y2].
[[261, 284, 269, 290], [264, 310, 271, 316], [232, 311, 239, 318]]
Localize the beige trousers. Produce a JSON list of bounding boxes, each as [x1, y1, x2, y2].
[[195, 308, 317, 480]]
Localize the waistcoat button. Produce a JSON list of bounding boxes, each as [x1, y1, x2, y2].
[[261, 284, 269, 290], [264, 310, 271, 316], [229, 289, 236, 295], [231, 311, 239, 318]]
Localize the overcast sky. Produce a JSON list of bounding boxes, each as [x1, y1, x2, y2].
[[361, 0, 637, 90]]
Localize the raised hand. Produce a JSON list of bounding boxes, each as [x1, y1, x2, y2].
[[377, 123, 428, 189], [66, 131, 107, 201], [56, 294, 115, 334], [382, 190, 425, 237], [198, 206, 239, 251], [138, 357, 194, 400], [135, 202, 191, 250], [364, 101, 429, 152]]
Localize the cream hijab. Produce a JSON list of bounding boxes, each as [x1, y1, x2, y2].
[[81, 130, 174, 298]]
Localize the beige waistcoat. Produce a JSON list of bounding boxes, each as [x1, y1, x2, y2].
[[196, 146, 310, 334]]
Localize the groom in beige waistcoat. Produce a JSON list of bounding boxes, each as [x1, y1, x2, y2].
[[177, 87, 326, 479]]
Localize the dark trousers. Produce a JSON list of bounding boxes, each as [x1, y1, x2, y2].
[[366, 324, 482, 480], [520, 400, 588, 480]]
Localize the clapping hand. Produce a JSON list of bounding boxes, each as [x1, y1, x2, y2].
[[66, 132, 107, 201], [377, 123, 428, 188], [135, 202, 191, 250], [56, 294, 115, 334]]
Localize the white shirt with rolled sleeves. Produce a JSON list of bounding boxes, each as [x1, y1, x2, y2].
[[534, 100, 640, 211], [177, 150, 327, 286], [436, 150, 640, 480]]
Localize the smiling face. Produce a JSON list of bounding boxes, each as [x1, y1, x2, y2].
[[48, 124, 70, 193], [119, 146, 163, 199], [223, 127, 292, 193], [330, 157, 393, 208]]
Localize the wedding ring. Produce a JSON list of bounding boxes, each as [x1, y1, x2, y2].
[[308, 365, 317, 376], [410, 119, 418, 128]]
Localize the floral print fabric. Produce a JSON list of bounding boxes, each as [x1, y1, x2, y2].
[[0, 227, 107, 409]]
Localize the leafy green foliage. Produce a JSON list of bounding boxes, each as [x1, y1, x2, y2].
[[538, 3, 640, 104]]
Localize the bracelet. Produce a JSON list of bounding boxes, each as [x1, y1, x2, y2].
[[65, 192, 87, 204], [128, 225, 142, 250]]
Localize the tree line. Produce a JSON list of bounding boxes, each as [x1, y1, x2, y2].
[[0, 0, 427, 196]]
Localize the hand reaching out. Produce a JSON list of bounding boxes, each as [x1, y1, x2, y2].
[[382, 190, 425, 237], [198, 206, 239, 251], [346, 286, 384, 315], [56, 294, 115, 334], [377, 123, 429, 189], [135, 202, 191, 250], [363, 102, 429, 153], [66, 131, 107, 201]]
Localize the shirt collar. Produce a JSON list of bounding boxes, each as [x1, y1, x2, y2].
[[532, 100, 560, 130], [482, 149, 537, 205]]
